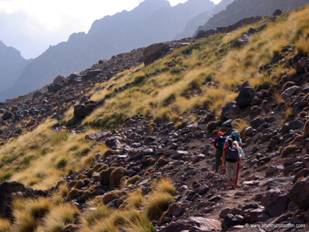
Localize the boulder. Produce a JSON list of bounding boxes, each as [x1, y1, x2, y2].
[[261, 189, 289, 217], [295, 56, 309, 74], [73, 101, 97, 121], [221, 102, 238, 121], [110, 167, 126, 188], [206, 121, 218, 132], [159, 217, 221, 232], [282, 86, 301, 99], [48, 75, 67, 92], [250, 117, 265, 129], [102, 190, 121, 205], [243, 205, 269, 223], [82, 69, 102, 79], [281, 144, 298, 157], [288, 120, 304, 130], [53, 75, 67, 85], [289, 177, 309, 210], [143, 43, 170, 65], [190, 217, 222, 231], [67, 73, 82, 84], [236, 83, 256, 109], [304, 121, 309, 137], [100, 168, 113, 186], [273, 9, 282, 17], [2, 111, 14, 121], [105, 137, 122, 150], [222, 213, 245, 229]]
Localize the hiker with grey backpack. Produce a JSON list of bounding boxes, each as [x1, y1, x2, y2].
[[221, 131, 245, 189]]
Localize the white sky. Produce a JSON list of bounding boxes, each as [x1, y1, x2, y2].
[[0, 0, 221, 58]]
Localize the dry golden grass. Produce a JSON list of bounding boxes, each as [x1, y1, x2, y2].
[[12, 198, 52, 232], [232, 118, 250, 133], [0, 219, 11, 232], [80, 201, 111, 229], [6, 178, 173, 232], [0, 119, 107, 189], [126, 190, 144, 209], [154, 178, 176, 196], [37, 203, 78, 232], [145, 192, 174, 221], [81, 7, 309, 127]]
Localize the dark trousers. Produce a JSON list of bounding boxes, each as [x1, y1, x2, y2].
[[215, 148, 223, 173]]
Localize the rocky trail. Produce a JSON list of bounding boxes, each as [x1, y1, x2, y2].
[[61, 51, 308, 231], [0, 14, 308, 231]]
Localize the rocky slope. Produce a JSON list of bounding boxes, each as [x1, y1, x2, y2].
[[197, 0, 309, 34], [0, 0, 215, 101], [0, 41, 29, 92], [0, 6, 308, 232]]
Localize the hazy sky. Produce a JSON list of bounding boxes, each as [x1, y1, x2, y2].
[[0, 0, 221, 58]]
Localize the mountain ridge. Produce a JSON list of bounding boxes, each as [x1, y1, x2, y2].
[[197, 0, 309, 33], [0, 0, 215, 101], [0, 41, 29, 93]]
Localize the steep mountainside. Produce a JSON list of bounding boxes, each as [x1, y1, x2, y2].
[[212, 0, 235, 14], [0, 6, 308, 232], [0, 0, 215, 101], [177, 0, 234, 38], [0, 41, 28, 93], [197, 0, 309, 33]]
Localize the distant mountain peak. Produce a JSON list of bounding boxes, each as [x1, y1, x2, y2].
[[0, 0, 217, 100], [139, 0, 170, 7]]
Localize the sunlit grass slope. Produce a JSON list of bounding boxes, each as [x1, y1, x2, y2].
[[0, 119, 107, 189], [85, 7, 309, 127]]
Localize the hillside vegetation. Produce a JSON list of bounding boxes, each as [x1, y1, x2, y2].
[[85, 7, 308, 126], [0, 6, 308, 232]]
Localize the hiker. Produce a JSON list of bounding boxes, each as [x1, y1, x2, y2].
[[221, 137, 243, 189], [212, 131, 226, 173]]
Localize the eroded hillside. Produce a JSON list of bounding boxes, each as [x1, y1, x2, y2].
[[0, 6, 308, 232]]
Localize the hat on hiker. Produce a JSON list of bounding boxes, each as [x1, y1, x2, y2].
[[217, 131, 225, 136]]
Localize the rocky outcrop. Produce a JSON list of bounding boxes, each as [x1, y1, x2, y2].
[[72, 101, 98, 122], [236, 82, 256, 109], [289, 177, 309, 210], [143, 43, 171, 65]]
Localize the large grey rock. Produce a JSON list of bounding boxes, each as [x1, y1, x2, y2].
[[73, 101, 97, 121], [289, 177, 309, 210], [282, 86, 301, 98], [236, 83, 256, 109], [143, 43, 170, 65], [221, 102, 238, 121]]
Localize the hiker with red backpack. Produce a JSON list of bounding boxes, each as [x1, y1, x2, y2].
[[212, 131, 227, 173], [221, 130, 244, 189]]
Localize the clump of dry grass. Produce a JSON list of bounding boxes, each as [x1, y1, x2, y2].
[[0, 219, 11, 232], [126, 190, 144, 209], [145, 191, 174, 221], [232, 118, 250, 133], [82, 202, 111, 228], [154, 178, 176, 195], [12, 198, 52, 232], [37, 203, 78, 232]]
